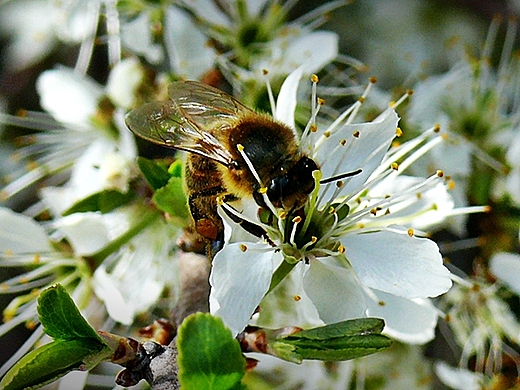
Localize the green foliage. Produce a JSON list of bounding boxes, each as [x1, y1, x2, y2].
[[177, 313, 246, 390], [137, 157, 190, 224], [152, 176, 190, 222], [137, 156, 172, 190], [0, 285, 111, 390]]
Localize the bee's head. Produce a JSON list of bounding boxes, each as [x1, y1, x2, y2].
[[254, 156, 318, 211]]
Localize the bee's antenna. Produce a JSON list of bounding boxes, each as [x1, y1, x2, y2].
[[320, 169, 362, 184]]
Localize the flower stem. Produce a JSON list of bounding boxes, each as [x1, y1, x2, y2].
[[89, 209, 161, 267]]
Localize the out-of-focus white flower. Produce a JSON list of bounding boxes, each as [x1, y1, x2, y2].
[[0, 201, 179, 328], [181, 0, 340, 85], [91, 212, 180, 325], [408, 18, 519, 216], [1, 63, 143, 211], [209, 69, 454, 340], [439, 276, 520, 381], [0, 207, 92, 336]]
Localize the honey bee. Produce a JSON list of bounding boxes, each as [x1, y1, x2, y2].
[[125, 81, 318, 254]]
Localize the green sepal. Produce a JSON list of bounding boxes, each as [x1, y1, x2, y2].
[[271, 318, 391, 364], [62, 189, 134, 216], [177, 313, 246, 390], [136, 156, 172, 190]]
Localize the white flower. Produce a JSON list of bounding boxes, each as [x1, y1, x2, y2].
[[1, 65, 141, 209], [91, 212, 180, 325], [408, 18, 519, 214], [209, 69, 453, 339]]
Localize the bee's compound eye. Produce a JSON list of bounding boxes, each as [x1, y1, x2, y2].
[[267, 176, 288, 205], [294, 157, 318, 194]]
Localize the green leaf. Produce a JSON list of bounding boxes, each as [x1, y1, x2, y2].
[[37, 284, 104, 343], [177, 313, 246, 390], [0, 339, 105, 390], [137, 157, 172, 190], [62, 189, 134, 216], [1, 285, 119, 390], [152, 176, 190, 222], [272, 318, 392, 363], [168, 159, 184, 178]]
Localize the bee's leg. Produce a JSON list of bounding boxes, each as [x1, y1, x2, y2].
[[188, 187, 226, 241], [220, 203, 276, 247]]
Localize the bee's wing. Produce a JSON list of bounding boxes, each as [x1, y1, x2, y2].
[[167, 80, 253, 128], [125, 98, 235, 167]]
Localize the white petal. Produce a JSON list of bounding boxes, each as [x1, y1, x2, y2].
[[106, 58, 144, 109], [316, 108, 399, 199], [0, 207, 52, 253], [57, 371, 88, 390], [341, 227, 452, 298], [53, 213, 110, 256], [36, 68, 103, 126], [93, 266, 134, 325], [39, 186, 78, 217], [182, 0, 230, 27], [253, 262, 323, 329], [120, 13, 163, 64], [366, 290, 438, 344], [114, 110, 138, 161], [275, 67, 304, 130], [164, 7, 216, 80], [209, 243, 276, 336], [303, 257, 367, 323], [281, 31, 338, 75], [94, 218, 178, 324], [244, 0, 269, 17], [490, 252, 520, 295], [435, 362, 483, 390]]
